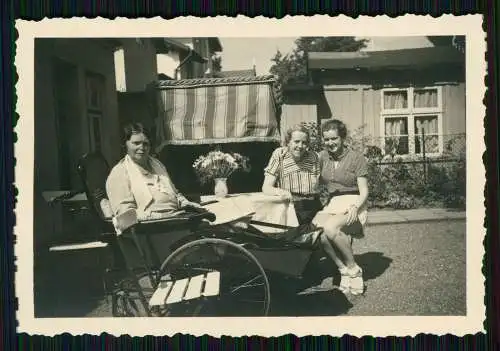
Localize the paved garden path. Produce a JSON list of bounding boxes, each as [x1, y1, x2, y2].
[[34, 208, 468, 318]]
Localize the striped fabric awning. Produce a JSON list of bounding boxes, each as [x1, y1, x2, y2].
[[153, 75, 280, 149]]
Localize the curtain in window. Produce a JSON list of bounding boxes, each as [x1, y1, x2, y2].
[[384, 117, 409, 154], [384, 117, 408, 136], [414, 89, 438, 108], [383, 91, 408, 109], [415, 115, 438, 134], [415, 115, 439, 153]]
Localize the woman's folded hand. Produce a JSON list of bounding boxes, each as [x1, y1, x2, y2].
[[274, 189, 292, 201], [345, 204, 359, 225]]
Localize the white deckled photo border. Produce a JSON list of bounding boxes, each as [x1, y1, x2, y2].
[[14, 14, 486, 337]]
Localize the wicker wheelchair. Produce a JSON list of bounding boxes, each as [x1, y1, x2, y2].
[[77, 152, 324, 317]]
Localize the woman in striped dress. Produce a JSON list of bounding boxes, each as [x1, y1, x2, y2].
[[262, 125, 322, 224]]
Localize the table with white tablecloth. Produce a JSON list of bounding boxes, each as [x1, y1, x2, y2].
[[40, 191, 300, 237], [201, 192, 299, 233]]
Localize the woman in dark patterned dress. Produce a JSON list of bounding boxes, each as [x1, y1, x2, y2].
[[313, 119, 370, 295]]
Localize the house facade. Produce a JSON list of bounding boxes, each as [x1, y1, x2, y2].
[[35, 38, 126, 245], [114, 37, 223, 92], [155, 37, 223, 80], [116, 37, 223, 131], [34, 37, 224, 244], [35, 38, 123, 192], [282, 42, 465, 156], [35, 37, 224, 192]]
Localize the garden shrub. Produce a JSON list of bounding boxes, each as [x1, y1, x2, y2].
[[367, 157, 466, 210], [300, 121, 323, 153], [300, 121, 466, 210], [364, 135, 466, 210], [440, 159, 466, 208]]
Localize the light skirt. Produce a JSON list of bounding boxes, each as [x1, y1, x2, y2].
[[316, 194, 368, 227]]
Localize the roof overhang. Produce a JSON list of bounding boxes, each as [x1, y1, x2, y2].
[[308, 46, 464, 71], [208, 37, 223, 52], [152, 74, 275, 89], [154, 38, 207, 63], [92, 38, 123, 50], [282, 83, 323, 92]]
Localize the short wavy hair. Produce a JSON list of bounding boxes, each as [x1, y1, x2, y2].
[[283, 124, 311, 146], [321, 119, 348, 139], [122, 122, 152, 145]]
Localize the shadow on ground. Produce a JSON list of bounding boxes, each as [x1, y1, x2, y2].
[[34, 249, 393, 318], [299, 250, 393, 287], [355, 251, 393, 281], [34, 251, 109, 318], [265, 250, 392, 316], [269, 281, 354, 316]]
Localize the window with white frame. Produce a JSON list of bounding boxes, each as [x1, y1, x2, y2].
[[85, 72, 105, 152], [381, 86, 443, 155]]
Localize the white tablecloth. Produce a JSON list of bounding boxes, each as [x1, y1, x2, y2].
[[201, 193, 299, 232]]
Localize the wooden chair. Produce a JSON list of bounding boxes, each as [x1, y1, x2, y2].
[[38, 155, 114, 307]]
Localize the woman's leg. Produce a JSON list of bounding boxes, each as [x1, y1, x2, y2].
[[319, 234, 346, 270], [314, 213, 356, 268], [334, 232, 357, 268], [314, 214, 350, 292], [295, 199, 346, 268], [313, 213, 364, 294]]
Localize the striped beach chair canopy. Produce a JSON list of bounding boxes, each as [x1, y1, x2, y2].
[[152, 75, 281, 151]]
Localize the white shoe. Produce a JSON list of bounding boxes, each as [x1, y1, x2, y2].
[[338, 267, 350, 294], [347, 265, 364, 295]]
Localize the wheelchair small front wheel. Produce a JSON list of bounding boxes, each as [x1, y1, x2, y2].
[[157, 237, 271, 317]]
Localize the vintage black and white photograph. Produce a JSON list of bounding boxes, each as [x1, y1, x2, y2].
[[16, 16, 485, 337]]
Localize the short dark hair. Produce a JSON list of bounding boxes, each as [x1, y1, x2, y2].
[[284, 124, 311, 145], [122, 122, 152, 145], [321, 119, 348, 139]]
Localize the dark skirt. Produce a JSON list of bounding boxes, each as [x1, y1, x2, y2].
[[293, 198, 323, 225]]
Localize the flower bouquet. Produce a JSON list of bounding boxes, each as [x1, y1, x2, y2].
[[192, 151, 251, 197]]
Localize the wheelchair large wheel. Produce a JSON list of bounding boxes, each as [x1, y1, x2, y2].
[[157, 238, 271, 316]]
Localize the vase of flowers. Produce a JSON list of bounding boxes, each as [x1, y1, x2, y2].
[[192, 150, 251, 197], [214, 177, 229, 198]]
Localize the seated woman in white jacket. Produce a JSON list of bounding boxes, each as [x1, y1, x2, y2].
[[106, 122, 201, 222]]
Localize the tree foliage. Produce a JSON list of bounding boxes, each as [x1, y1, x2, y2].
[[269, 37, 367, 93], [427, 35, 465, 53]]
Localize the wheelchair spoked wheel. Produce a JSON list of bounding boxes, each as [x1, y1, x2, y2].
[[157, 238, 271, 317]]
